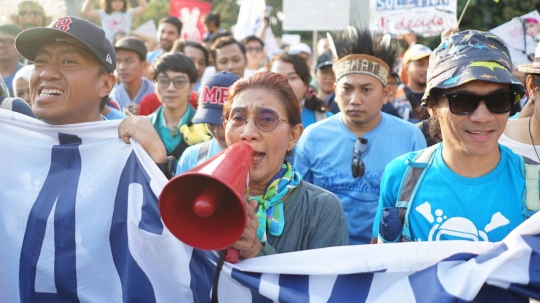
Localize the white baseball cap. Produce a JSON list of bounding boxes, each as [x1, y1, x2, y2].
[[403, 44, 432, 64], [288, 43, 312, 55]]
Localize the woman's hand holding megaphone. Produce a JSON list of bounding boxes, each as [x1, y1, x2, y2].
[[231, 200, 264, 260]]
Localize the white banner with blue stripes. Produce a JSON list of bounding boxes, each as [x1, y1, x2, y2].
[[0, 110, 539, 302]]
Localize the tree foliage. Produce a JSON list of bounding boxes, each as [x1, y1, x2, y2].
[[457, 0, 540, 31], [211, 0, 240, 30], [132, 0, 170, 29]]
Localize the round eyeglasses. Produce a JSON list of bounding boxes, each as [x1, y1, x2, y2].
[[226, 108, 288, 132], [155, 76, 189, 90]]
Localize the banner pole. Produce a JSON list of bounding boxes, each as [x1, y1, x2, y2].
[[456, 0, 472, 27]]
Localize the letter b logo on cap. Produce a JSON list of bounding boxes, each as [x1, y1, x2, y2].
[[56, 17, 73, 32]]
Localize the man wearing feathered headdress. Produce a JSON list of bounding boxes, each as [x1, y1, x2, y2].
[[294, 26, 427, 245]]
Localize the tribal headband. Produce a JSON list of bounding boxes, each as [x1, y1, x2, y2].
[[334, 54, 390, 86]]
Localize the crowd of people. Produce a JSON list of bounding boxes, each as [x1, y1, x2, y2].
[[2, 1, 540, 300]]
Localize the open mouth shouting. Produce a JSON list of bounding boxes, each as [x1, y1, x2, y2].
[[252, 151, 265, 164]]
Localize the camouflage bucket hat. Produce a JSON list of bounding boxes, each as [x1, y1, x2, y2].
[[422, 30, 525, 104]]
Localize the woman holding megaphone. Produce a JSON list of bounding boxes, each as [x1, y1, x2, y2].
[[223, 71, 349, 259]]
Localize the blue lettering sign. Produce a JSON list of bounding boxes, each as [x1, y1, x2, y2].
[[376, 0, 450, 11]]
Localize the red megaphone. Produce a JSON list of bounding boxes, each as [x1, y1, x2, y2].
[[159, 142, 253, 263]]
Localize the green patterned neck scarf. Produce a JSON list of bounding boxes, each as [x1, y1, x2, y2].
[[249, 161, 302, 241]]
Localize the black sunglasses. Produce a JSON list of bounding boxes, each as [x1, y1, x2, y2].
[[352, 138, 368, 178], [439, 90, 518, 115]]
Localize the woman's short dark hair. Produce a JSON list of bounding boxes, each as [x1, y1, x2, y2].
[[268, 53, 328, 113], [151, 52, 198, 84], [171, 40, 209, 66], [101, 0, 128, 14]]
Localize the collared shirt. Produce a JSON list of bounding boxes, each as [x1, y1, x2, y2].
[[110, 77, 154, 109], [148, 105, 195, 155]]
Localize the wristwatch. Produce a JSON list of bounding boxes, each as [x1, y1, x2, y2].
[[156, 156, 177, 180]]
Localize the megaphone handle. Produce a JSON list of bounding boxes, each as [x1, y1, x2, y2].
[[212, 250, 227, 303], [210, 249, 239, 303], [224, 248, 239, 263]]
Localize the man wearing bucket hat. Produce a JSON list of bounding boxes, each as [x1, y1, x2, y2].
[[372, 30, 539, 248], [15, 16, 167, 162], [176, 71, 239, 174]]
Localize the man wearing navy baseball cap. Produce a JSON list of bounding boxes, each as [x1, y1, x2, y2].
[[176, 71, 239, 174], [15, 16, 116, 125], [15, 16, 168, 162]]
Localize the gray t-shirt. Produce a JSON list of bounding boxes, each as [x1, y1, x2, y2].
[[258, 181, 349, 256], [99, 9, 135, 43]]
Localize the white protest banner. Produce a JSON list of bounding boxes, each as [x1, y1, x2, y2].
[[490, 11, 540, 67], [234, 0, 266, 41], [133, 19, 157, 39], [369, 0, 457, 37], [282, 0, 350, 31], [1, 110, 539, 302]]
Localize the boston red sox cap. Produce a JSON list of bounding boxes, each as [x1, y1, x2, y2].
[[15, 16, 116, 73]]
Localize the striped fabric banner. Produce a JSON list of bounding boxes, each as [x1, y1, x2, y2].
[[0, 110, 538, 302]]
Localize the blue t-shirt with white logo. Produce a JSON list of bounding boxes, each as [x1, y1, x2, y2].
[[294, 112, 426, 244], [373, 144, 527, 242]]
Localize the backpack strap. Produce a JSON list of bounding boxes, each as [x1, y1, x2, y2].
[[196, 140, 212, 166], [170, 138, 188, 159], [523, 156, 540, 217], [395, 143, 439, 241]]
